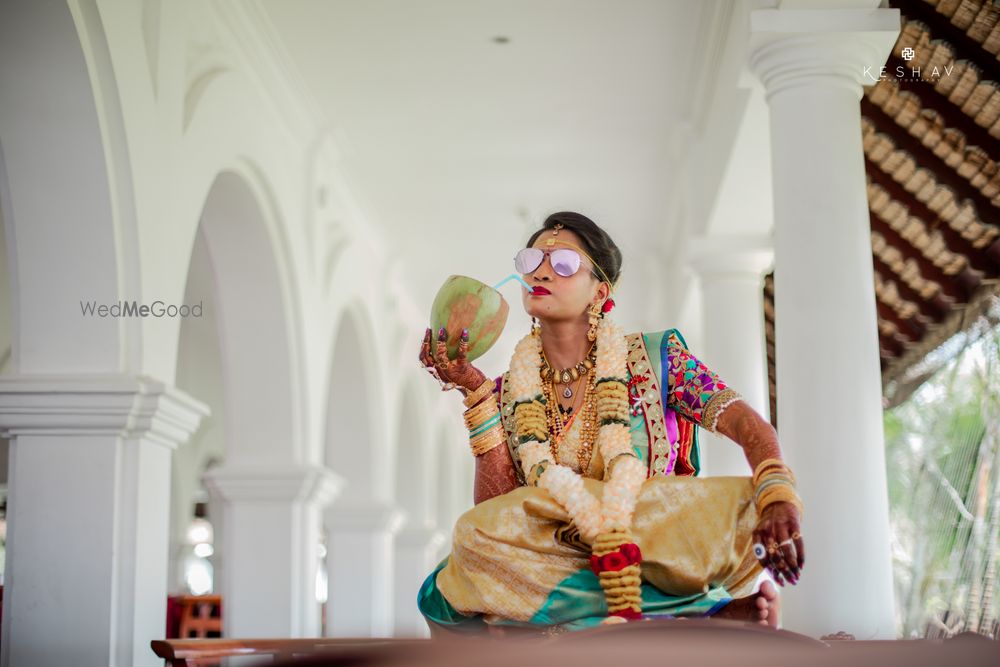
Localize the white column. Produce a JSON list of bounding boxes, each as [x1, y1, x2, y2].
[[204, 465, 342, 638], [689, 237, 773, 477], [325, 503, 404, 637], [749, 7, 899, 638], [0, 375, 208, 667], [393, 527, 447, 637]]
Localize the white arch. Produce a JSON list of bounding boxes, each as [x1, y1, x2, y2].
[[170, 230, 227, 594], [324, 301, 389, 500], [322, 300, 404, 637], [122, 0, 317, 387], [196, 169, 303, 462], [391, 375, 447, 637], [0, 0, 141, 374], [393, 375, 435, 526], [195, 170, 330, 638]]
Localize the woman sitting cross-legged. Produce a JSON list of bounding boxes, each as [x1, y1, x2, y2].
[[417, 211, 804, 634]]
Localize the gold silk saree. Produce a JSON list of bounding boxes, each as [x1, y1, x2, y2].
[[418, 329, 764, 631]]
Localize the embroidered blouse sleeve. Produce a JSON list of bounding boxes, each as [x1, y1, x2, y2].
[[664, 334, 742, 432]]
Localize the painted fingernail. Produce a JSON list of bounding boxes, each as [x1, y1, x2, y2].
[[438, 327, 446, 340], [461, 328, 469, 341]]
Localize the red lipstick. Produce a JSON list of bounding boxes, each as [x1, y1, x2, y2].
[[531, 286, 551, 295]]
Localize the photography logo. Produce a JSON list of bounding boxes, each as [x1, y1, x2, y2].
[[864, 46, 955, 83]]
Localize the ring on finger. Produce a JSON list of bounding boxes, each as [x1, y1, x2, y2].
[[780, 538, 795, 547], [753, 542, 767, 561]]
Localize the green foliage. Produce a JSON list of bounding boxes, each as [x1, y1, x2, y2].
[[884, 323, 999, 638]]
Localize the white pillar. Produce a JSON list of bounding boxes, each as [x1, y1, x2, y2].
[[325, 503, 404, 637], [0, 375, 208, 667], [393, 527, 447, 637], [689, 236, 773, 477], [204, 465, 342, 638], [748, 7, 899, 638]]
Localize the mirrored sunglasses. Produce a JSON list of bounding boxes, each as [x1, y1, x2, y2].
[[514, 247, 587, 277]]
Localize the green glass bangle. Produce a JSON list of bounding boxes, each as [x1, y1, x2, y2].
[[753, 477, 792, 502], [469, 413, 501, 437]]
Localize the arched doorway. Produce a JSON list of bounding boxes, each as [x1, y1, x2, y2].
[[323, 308, 401, 637]]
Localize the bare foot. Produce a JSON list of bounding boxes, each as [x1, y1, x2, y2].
[[712, 580, 780, 628]]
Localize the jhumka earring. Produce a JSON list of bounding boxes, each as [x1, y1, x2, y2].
[[586, 302, 602, 342]]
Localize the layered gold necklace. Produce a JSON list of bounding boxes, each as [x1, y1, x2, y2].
[[540, 342, 596, 398], [541, 364, 598, 473]]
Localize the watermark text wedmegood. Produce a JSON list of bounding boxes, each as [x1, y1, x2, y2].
[[80, 300, 203, 318]]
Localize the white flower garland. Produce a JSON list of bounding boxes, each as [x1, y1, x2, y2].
[[507, 317, 647, 542]]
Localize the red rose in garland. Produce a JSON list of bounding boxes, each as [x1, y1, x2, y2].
[[620, 543, 642, 564]]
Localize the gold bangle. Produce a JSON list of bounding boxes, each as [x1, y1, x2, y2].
[[470, 425, 504, 456], [464, 398, 497, 420], [755, 471, 796, 488], [753, 480, 798, 500], [753, 457, 787, 477], [463, 378, 495, 408], [465, 409, 499, 433], [469, 420, 502, 443], [464, 400, 498, 428], [470, 438, 500, 456], [755, 485, 803, 516], [753, 459, 792, 484]]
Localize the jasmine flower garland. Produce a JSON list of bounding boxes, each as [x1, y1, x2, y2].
[[506, 315, 647, 621]]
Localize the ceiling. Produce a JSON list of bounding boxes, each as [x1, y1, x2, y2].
[[260, 0, 717, 362]]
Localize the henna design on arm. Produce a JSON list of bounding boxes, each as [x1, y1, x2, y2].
[[714, 399, 783, 473], [473, 440, 520, 505]]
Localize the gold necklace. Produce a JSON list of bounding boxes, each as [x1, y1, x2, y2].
[[540, 342, 596, 399], [542, 366, 598, 473]]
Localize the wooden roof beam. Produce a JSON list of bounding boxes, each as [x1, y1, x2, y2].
[[869, 213, 972, 302], [876, 297, 926, 342], [882, 55, 1000, 155], [870, 206, 984, 296], [872, 257, 950, 323], [866, 158, 1000, 274], [888, 0, 1000, 83], [861, 98, 999, 222], [880, 330, 905, 358]]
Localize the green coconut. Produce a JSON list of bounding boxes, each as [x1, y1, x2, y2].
[[429, 275, 509, 362]]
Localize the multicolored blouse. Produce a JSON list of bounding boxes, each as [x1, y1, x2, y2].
[[496, 329, 741, 483]]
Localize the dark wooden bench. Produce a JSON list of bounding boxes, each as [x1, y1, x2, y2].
[[150, 637, 428, 666], [151, 620, 999, 667]]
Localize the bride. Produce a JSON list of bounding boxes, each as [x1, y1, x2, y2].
[[417, 211, 803, 634]]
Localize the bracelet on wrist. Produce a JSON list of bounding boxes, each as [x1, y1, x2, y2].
[[469, 424, 504, 456], [463, 378, 495, 408]]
